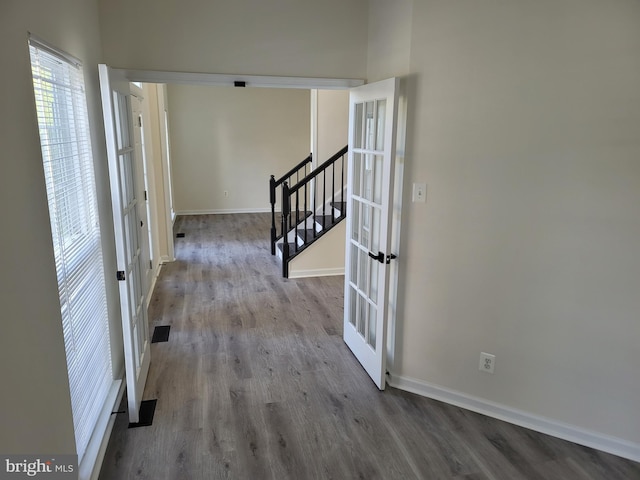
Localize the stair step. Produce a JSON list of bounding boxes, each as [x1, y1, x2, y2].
[[331, 201, 347, 214], [278, 210, 313, 226], [291, 210, 314, 221], [314, 215, 337, 230], [277, 242, 298, 254], [276, 206, 347, 264], [296, 228, 318, 245]]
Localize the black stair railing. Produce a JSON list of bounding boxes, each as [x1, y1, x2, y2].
[[269, 153, 312, 255], [280, 145, 348, 277]]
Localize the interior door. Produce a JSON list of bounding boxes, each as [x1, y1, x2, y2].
[[343, 78, 399, 390], [99, 65, 151, 423], [130, 92, 153, 297]]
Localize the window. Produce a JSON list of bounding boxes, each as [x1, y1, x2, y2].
[[29, 36, 113, 463]]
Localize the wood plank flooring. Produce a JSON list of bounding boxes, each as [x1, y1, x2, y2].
[[99, 213, 640, 480]]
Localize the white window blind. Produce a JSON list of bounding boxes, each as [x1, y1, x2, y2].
[[29, 37, 113, 462]]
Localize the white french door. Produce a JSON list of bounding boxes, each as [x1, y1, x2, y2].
[[343, 78, 399, 390], [131, 94, 154, 297], [99, 65, 151, 423]]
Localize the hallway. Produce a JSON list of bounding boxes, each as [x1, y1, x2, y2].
[[99, 213, 639, 479]]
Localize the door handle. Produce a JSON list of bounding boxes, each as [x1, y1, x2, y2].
[[368, 251, 384, 263], [368, 251, 398, 264]]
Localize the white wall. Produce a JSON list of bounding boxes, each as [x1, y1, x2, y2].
[[167, 85, 310, 214], [314, 90, 349, 164], [99, 0, 369, 79], [0, 0, 123, 455], [370, 0, 640, 451], [289, 222, 346, 278], [367, 0, 412, 81], [290, 90, 349, 278]]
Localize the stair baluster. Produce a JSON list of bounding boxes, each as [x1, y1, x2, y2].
[[270, 154, 312, 255], [272, 145, 348, 278]]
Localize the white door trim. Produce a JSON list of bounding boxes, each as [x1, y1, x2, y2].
[[120, 69, 364, 90]]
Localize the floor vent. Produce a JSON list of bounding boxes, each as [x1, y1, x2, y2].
[[128, 399, 157, 428], [151, 325, 171, 343]]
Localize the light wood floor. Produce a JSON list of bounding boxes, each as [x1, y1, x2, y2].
[[99, 213, 639, 480]]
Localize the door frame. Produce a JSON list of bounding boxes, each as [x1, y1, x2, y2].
[[108, 69, 364, 267], [104, 68, 404, 384]]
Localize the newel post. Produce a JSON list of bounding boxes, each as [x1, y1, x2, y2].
[[269, 175, 277, 255], [281, 181, 290, 277]]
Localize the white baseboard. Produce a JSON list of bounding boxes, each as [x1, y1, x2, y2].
[[288, 267, 344, 279], [175, 208, 271, 215], [388, 374, 640, 463], [80, 375, 125, 480], [159, 255, 174, 264], [145, 264, 162, 310]]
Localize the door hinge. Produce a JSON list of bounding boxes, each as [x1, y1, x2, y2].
[[149, 259, 153, 269], [138, 116, 142, 127], [144, 190, 148, 201], [117, 270, 126, 281]]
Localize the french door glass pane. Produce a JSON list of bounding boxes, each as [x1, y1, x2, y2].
[[354, 103, 364, 149], [370, 258, 379, 300], [368, 303, 377, 348], [350, 243, 358, 282], [128, 204, 139, 252], [118, 155, 127, 206], [364, 154, 373, 201], [123, 209, 131, 264], [372, 207, 381, 253], [361, 204, 370, 248], [127, 242, 136, 313], [115, 94, 130, 150], [353, 152, 362, 197], [349, 287, 357, 326], [365, 101, 375, 150], [125, 153, 135, 205], [358, 248, 368, 294], [133, 323, 140, 368], [351, 199, 360, 242], [373, 155, 383, 205], [358, 294, 368, 337], [376, 99, 386, 151]]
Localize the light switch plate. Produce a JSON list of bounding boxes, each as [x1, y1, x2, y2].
[[412, 183, 426, 203]]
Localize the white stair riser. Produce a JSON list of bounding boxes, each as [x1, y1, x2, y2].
[[275, 202, 345, 262]]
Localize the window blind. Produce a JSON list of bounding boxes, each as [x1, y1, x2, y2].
[[29, 37, 113, 462]]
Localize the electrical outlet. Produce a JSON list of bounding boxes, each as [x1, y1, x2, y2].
[[479, 352, 495, 374]]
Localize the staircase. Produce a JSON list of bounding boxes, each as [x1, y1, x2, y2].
[[269, 146, 348, 277]]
